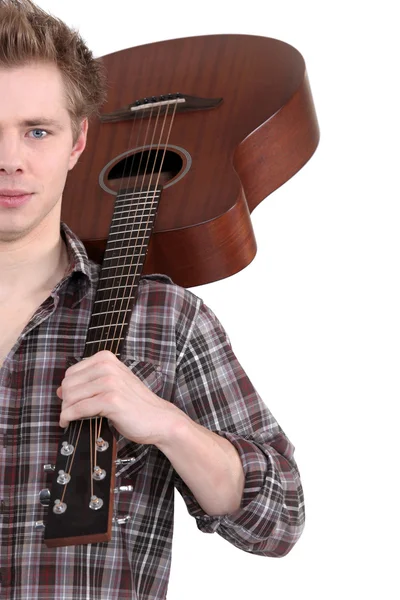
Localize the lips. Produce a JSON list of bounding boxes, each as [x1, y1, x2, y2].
[[0, 189, 31, 196], [0, 191, 33, 207]]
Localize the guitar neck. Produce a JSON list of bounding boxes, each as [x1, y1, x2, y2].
[[43, 185, 161, 548], [84, 185, 162, 358]]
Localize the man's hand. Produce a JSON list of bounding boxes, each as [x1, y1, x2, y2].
[[57, 350, 244, 516], [56, 350, 183, 445]]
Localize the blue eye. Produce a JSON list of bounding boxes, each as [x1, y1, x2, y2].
[[29, 129, 48, 139]]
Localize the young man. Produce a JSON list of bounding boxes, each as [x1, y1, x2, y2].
[[0, 1, 305, 598]]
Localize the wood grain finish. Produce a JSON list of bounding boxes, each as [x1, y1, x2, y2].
[[61, 34, 319, 287]]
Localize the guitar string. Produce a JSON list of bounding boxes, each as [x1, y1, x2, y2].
[[94, 417, 102, 478], [52, 419, 78, 505], [97, 100, 155, 349], [106, 100, 164, 352], [82, 97, 178, 502], [91, 99, 178, 479], [104, 98, 178, 355], [91, 100, 162, 357], [65, 420, 78, 472], [86, 100, 147, 479], [60, 419, 83, 504], [90, 418, 94, 499], [84, 100, 157, 488], [54, 104, 160, 507]]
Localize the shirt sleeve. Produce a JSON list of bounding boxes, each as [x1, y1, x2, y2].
[[172, 300, 305, 557]]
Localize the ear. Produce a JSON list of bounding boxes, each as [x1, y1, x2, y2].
[[68, 118, 88, 171]]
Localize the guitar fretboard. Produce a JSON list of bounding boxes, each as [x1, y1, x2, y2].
[[83, 186, 162, 358]]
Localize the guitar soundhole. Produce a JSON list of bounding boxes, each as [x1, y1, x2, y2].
[[107, 148, 183, 190]]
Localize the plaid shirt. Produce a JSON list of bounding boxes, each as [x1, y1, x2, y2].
[[0, 222, 304, 599]]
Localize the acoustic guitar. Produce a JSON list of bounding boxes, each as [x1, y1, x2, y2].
[[40, 33, 319, 547]]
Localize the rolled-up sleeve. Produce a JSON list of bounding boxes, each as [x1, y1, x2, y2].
[[172, 300, 305, 557]]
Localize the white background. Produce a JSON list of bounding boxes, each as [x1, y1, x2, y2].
[[37, 1, 399, 598]]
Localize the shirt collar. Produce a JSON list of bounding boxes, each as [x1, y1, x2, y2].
[[59, 221, 99, 305], [60, 221, 94, 279]]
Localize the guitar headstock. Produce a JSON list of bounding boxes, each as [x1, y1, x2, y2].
[[43, 418, 116, 547]]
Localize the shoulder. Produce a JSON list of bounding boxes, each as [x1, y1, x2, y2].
[[125, 274, 204, 366], [136, 274, 203, 325]]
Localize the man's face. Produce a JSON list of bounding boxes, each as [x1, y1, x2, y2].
[[0, 61, 87, 243]]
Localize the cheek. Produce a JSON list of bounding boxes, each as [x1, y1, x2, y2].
[[47, 157, 71, 192], [32, 152, 71, 205]]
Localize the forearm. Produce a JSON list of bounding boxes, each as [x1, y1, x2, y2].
[[156, 410, 245, 516]]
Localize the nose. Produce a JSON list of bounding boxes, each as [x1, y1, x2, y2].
[[0, 134, 24, 174]]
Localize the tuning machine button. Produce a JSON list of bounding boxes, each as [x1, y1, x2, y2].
[[57, 470, 71, 484], [60, 441, 74, 456], [89, 495, 103, 510], [114, 485, 134, 493], [39, 488, 51, 506], [115, 457, 136, 466], [43, 464, 55, 472], [35, 520, 46, 531], [113, 515, 131, 525], [53, 499, 67, 514], [96, 437, 109, 452], [92, 466, 106, 481]]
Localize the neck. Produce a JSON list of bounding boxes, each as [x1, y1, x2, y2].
[[0, 219, 70, 304]]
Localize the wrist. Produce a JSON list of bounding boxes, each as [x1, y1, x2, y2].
[[152, 403, 192, 450]]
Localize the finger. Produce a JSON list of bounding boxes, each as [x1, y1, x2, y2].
[[61, 376, 117, 409], [60, 398, 107, 428], [62, 361, 123, 392], [64, 351, 128, 380]]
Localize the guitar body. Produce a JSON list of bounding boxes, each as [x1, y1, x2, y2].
[[61, 34, 319, 288]]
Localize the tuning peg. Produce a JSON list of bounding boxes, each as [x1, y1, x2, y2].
[[60, 441, 74, 456], [115, 457, 136, 466], [114, 485, 134, 493], [96, 437, 109, 452], [43, 464, 55, 472], [39, 488, 51, 506], [113, 515, 131, 525], [35, 520, 46, 531]]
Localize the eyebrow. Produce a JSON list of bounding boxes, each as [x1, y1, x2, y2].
[[20, 118, 64, 129]]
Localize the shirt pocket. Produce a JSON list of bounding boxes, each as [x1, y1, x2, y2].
[[115, 358, 165, 479]]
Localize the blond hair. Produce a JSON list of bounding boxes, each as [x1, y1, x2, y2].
[[0, 0, 107, 142]]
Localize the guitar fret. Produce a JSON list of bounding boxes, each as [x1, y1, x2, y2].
[[98, 271, 142, 279], [107, 230, 153, 240], [116, 198, 159, 205], [104, 245, 146, 254], [91, 309, 129, 316], [88, 323, 128, 331], [115, 202, 159, 209], [86, 338, 124, 344], [111, 214, 155, 223], [103, 253, 146, 261], [114, 207, 156, 214], [110, 220, 154, 227], [101, 264, 142, 272], [94, 297, 131, 304], [117, 191, 160, 198], [106, 239, 150, 247], [106, 237, 149, 248], [112, 214, 156, 222], [105, 246, 147, 253], [108, 231, 147, 238], [114, 204, 157, 212], [96, 284, 138, 292]]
